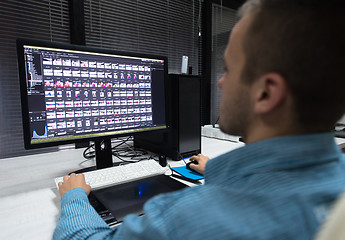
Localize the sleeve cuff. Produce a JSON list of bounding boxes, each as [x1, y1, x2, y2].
[[61, 188, 88, 205]]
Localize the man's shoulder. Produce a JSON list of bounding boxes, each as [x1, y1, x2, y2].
[[144, 184, 319, 239]]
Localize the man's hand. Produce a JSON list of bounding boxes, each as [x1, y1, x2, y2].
[[188, 154, 210, 175], [58, 173, 91, 198]]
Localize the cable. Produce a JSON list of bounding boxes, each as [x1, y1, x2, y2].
[[213, 116, 220, 127], [83, 144, 95, 159], [166, 164, 174, 176], [81, 137, 132, 161], [80, 136, 159, 165], [111, 136, 154, 163], [176, 151, 189, 165]]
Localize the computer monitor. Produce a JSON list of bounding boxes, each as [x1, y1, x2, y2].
[[16, 39, 167, 170]]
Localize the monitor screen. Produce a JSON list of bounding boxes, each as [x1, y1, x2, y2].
[[16, 39, 167, 154]]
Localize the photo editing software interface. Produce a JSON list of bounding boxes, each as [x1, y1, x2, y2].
[[22, 44, 166, 145]]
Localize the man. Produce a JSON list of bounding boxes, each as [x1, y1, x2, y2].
[[54, 0, 345, 239]]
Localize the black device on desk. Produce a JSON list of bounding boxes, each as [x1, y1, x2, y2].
[[186, 159, 198, 171], [89, 175, 187, 226], [16, 38, 168, 172], [134, 74, 202, 160]]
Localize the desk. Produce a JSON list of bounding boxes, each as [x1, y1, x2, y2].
[[0, 136, 344, 239], [0, 136, 243, 239]]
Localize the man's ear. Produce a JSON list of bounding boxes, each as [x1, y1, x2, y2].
[[253, 73, 287, 115]]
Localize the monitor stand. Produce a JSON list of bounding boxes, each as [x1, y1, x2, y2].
[[71, 139, 120, 175]]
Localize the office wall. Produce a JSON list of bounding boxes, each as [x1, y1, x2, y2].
[[83, 0, 202, 75], [0, 0, 70, 159], [0, 0, 203, 159]]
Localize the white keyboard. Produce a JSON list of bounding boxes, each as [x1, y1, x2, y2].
[[54, 160, 167, 190]]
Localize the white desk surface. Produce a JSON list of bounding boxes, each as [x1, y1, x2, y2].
[[0, 136, 344, 239], [0, 137, 243, 239]]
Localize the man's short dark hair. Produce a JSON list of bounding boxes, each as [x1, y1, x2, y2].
[[239, 0, 345, 131]]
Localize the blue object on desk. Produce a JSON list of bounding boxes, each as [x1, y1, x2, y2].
[[171, 166, 204, 180]]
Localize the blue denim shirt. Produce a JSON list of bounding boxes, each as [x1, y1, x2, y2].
[[54, 133, 345, 240]]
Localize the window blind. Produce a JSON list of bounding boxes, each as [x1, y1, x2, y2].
[[0, 0, 203, 159], [84, 0, 202, 75], [0, 0, 70, 159], [210, 4, 239, 125]]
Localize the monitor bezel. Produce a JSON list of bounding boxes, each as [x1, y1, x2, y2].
[[16, 38, 168, 150]]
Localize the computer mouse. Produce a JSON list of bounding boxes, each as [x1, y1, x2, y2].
[[186, 160, 198, 171]]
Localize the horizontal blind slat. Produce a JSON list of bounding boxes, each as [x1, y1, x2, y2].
[[0, 0, 70, 159], [84, 0, 200, 74]]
